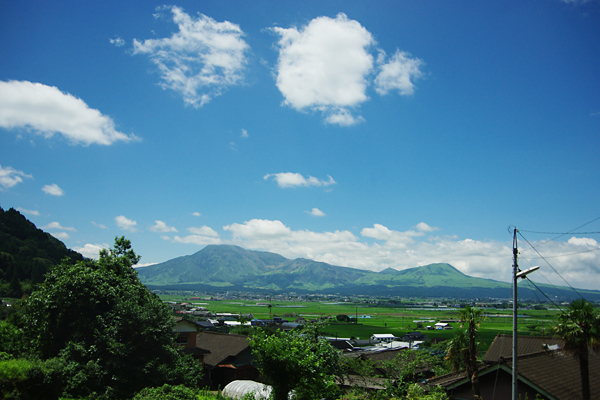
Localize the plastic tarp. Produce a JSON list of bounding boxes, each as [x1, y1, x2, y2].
[[222, 380, 272, 400]]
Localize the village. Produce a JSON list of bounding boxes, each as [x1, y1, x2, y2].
[[165, 295, 600, 399]]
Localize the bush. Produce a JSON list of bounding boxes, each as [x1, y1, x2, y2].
[[133, 384, 199, 400], [0, 357, 64, 400]]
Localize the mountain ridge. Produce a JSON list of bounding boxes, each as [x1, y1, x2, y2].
[[137, 244, 600, 300]]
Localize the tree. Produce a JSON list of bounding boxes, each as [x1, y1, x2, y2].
[[249, 325, 343, 400], [24, 237, 202, 399], [445, 329, 469, 373], [457, 306, 484, 400], [553, 299, 600, 400]]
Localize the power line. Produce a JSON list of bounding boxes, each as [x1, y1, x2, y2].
[[517, 231, 585, 300], [519, 230, 600, 235]]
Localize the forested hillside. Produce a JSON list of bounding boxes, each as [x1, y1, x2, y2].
[[0, 206, 83, 297]]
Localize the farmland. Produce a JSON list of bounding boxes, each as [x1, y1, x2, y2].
[[158, 292, 561, 352]]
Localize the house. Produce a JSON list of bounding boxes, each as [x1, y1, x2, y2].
[[434, 322, 452, 330], [173, 318, 210, 363], [370, 333, 397, 343], [426, 334, 600, 400], [196, 331, 260, 389]]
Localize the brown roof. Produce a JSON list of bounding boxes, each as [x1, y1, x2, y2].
[[429, 337, 600, 400], [483, 334, 563, 363], [511, 349, 600, 400], [196, 331, 252, 368]]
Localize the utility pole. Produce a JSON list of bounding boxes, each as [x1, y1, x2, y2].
[[512, 227, 539, 400], [512, 227, 519, 400]]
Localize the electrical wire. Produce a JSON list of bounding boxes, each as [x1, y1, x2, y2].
[[518, 215, 600, 249], [517, 231, 585, 300]]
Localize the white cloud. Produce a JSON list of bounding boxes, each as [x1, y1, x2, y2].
[[241, 129, 248, 138], [272, 13, 374, 126], [149, 220, 178, 233], [567, 237, 598, 246], [50, 232, 70, 240], [0, 80, 139, 146], [115, 215, 138, 232], [0, 165, 32, 189], [188, 226, 219, 237], [42, 222, 76, 231], [133, 6, 249, 107], [375, 50, 423, 96], [74, 243, 109, 259], [170, 225, 222, 246], [225, 219, 292, 239], [306, 208, 326, 217], [16, 207, 39, 216], [415, 222, 438, 232], [42, 183, 64, 196], [109, 37, 125, 47], [192, 212, 202, 217], [264, 172, 336, 188]]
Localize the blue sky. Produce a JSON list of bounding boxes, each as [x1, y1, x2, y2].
[[1, 0, 600, 291]]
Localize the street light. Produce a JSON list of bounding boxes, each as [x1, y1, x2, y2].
[[512, 227, 540, 400]]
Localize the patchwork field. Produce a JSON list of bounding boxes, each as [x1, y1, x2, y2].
[[159, 293, 561, 352]]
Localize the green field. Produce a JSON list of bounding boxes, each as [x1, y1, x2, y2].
[[160, 293, 561, 353]]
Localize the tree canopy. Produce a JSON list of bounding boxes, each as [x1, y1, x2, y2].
[[249, 325, 343, 400], [24, 237, 202, 399]]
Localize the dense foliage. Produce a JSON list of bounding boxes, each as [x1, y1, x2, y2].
[[0, 206, 83, 297], [249, 325, 343, 400], [20, 237, 202, 399]]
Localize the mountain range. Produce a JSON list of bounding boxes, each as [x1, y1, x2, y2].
[[137, 245, 599, 300]]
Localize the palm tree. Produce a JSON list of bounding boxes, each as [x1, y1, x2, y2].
[[553, 299, 600, 400], [458, 305, 484, 400], [445, 329, 469, 372]]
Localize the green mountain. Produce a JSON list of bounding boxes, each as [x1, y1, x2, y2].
[[138, 244, 600, 300], [0, 206, 84, 297]]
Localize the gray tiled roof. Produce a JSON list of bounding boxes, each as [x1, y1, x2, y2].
[[483, 334, 563, 363]]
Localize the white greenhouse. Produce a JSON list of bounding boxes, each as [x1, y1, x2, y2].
[[222, 380, 272, 400]]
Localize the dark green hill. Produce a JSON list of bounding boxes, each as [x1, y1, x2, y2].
[[0, 206, 83, 297], [138, 244, 600, 301]]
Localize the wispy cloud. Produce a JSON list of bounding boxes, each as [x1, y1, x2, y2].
[[173, 226, 222, 245], [109, 36, 125, 47], [16, 207, 39, 216], [0, 165, 32, 189], [115, 215, 138, 232], [42, 221, 76, 231], [241, 129, 248, 138], [264, 172, 336, 188], [149, 220, 178, 233], [42, 183, 64, 196], [0, 80, 139, 146], [92, 221, 108, 229], [192, 212, 202, 217], [133, 6, 249, 108], [49, 232, 70, 240]]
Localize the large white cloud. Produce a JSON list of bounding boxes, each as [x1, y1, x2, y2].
[[272, 13, 374, 125], [0, 80, 138, 146], [133, 6, 249, 107], [264, 172, 336, 188], [0, 165, 32, 189], [272, 14, 424, 126]]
